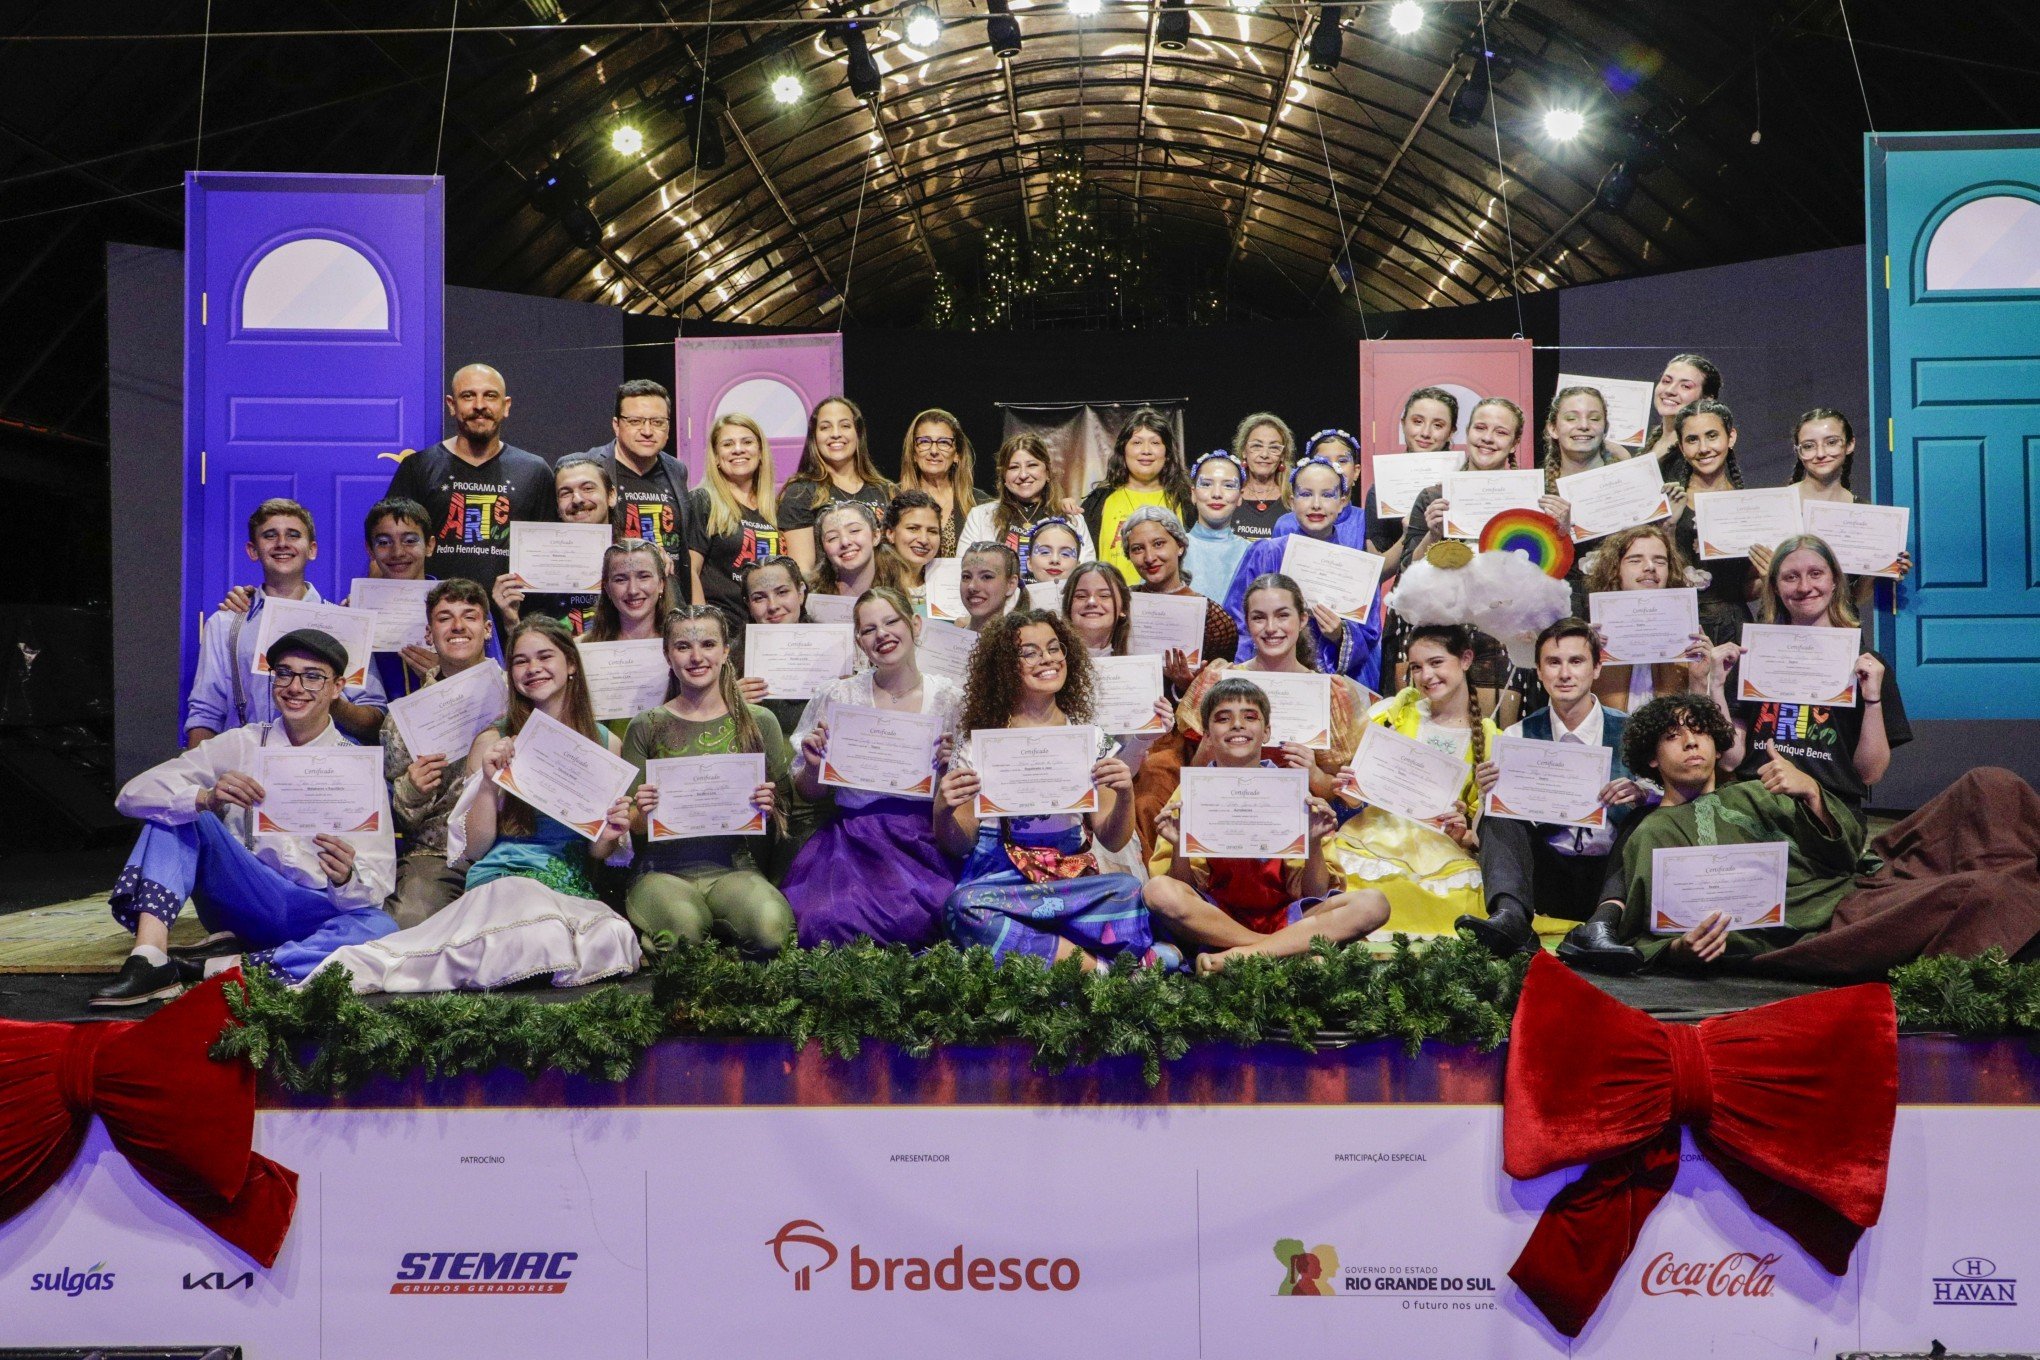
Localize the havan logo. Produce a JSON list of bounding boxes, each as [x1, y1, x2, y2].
[[764, 1220, 1081, 1294], [390, 1251, 577, 1295], [1932, 1257, 2017, 1306]]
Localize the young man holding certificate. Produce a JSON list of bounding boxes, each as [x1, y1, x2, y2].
[[1145, 679, 1387, 971], [93, 629, 399, 1006], [1560, 694, 2040, 980], [1458, 620, 1646, 958]]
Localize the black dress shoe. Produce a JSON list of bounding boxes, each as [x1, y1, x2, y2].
[[1556, 918, 1647, 975], [89, 955, 184, 1007], [1456, 904, 1537, 956], [169, 930, 242, 962]]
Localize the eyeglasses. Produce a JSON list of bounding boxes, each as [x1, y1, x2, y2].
[[1795, 437, 1848, 453], [271, 667, 335, 690], [1017, 643, 1066, 662], [618, 416, 671, 431], [914, 436, 957, 452]]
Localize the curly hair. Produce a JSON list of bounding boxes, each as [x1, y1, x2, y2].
[[1623, 692, 1734, 780], [1583, 523, 1692, 595], [960, 609, 1096, 734]]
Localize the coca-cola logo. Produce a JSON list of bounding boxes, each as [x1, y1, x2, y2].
[[1639, 1251, 1780, 1299]]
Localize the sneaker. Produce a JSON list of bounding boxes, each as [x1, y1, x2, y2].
[[89, 955, 184, 1007]]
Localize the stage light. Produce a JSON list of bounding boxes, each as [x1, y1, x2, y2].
[[531, 159, 602, 249], [987, 0, 1021, 57], [610, 123, 644, 155], [1596, 161, 1635, 212], [677, 83, 727, 171], [1307, 4, 1343, 71], [1447, 63, 1488, 127], [1068, 0, 1102, 14], [1229, 0, 1265, 12], [1156, 0, 1190, 48], [770, 71, 804, 104], [1543, 107, 1585, 141], [905, 3, 942, 46], [1387, 0, 1423, 35], [841, 17, 882, 99]]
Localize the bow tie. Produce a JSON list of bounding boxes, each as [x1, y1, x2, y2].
[[0, 971, 298, 1266], [1502, 954, 1896, 1338]]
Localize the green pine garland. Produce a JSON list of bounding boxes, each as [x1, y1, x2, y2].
[[209, 942, 2040, 1098]]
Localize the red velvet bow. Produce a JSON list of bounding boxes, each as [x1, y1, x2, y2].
[[0, 970, 298, 1266], [1502, 954, 1896, 1338]]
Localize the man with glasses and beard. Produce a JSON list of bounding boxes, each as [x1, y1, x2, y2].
[[568, 378, 697, 601]]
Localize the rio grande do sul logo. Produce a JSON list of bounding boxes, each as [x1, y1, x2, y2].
[[1639, 1251, 1780, 1299], [765, 1220, 1080, 1294]]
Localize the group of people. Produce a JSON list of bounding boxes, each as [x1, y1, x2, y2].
[[92, 357, 2040, 1005]]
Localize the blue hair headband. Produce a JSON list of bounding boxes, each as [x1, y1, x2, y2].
[[1190, 449, 1245, 482], [1288, 454, 1350, 496], [1023, 515, 1082, 545], [1304, 428, 1360, 458]]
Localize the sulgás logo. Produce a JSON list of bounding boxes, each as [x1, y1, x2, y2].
[[390, 1251, 576, 1295], [1640, 1251, 1780, 1299], [29, 1263, 115, 1297], [1932, 1256, 2016, 1306], [765, 1221, 1080, 1294]]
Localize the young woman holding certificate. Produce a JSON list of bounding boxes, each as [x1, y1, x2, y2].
[[782, 586, 963, 948], [1535, 385, 1636, 540], [1354, 391, 1459, 560], [1063, 563, 1132, 658], [1786, 408, 1914, 609], [619, 606, 794, 957], [1121, 506, 1239, 693], [492, 454, 619, 633], [738, 556, 826, 872], [687, 413, 782, 635], [1326, 624, 1502, 936], [1145, 678, 1388, 971], [936, 611, 1162, 969], [1220, 460, 1382, 688], [1664, 399, 1761, 642], [1581, 524, 1735, 713], [958, 435, 1095, 578]]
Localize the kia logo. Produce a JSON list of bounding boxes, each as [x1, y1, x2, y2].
[[1952, 1257, 1996, 1278]]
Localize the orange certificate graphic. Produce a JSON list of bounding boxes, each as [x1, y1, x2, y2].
[[816, 704, 944, 799], [972, 726, 1101, 818], [251, 745, 385, 837], [645, 753, 768, 841]]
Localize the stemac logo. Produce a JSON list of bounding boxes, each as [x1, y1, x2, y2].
[[390, 1251, 577, 1295], [1639, 1251, 1779, 1299], [29, 1263, 115, 1296], [765, 1220, 1080, 1294], [1932, 1256, 2016, 1306]]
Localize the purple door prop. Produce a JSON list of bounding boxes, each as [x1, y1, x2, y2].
[[183, 172, 444, 699], [675, 334, 843, 492]]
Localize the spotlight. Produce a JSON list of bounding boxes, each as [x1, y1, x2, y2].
[[609, 123, 644, 155], [904, 2, 942, 46], [1596, 161, 1635, 212], [770, 71, 804, 105], [1543, 107, 1585, 141], [1156, 0, 1189, 48], [841, 16, 881, 100], [1228, 0, 1264, 11], [1307, 3, 1343, 71], [1387, 0, 1422, 35], [677, 83, 727, 172], [987, 0, 1021, 58], [1068, 0, 1101, 15], [1447, 63, 1488, 127]]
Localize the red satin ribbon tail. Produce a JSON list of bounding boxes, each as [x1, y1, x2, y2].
[[1508, 1131, 1681, 1339], [1701, 1140, 1868, 1277], [130, 1152, 300, 1270]]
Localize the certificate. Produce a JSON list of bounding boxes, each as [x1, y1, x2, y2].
[[643, 754, 767, 840], [1247, 670, 1333, 749], [803, 591, 859, 626], [252, 745, 385, 836], [508, 522, 611, 594], [1555, 373, 1656, 448], [387, 658, 507, 759], [1588, 588, 1701, 665], [1649, 842, 1789, 934], [1279, 534, 1385, 622], [742, 623, 856, 700], [1370, 451, 1461, 519], [1127, 591, 1208, 665], [1691, 486, 1802, 561], [578, 639, 671, 722], [1800, 500, 1910, 579], [1089, 655, 1168, 734], [922, 559, 967, 622], [914, 617, 978, 688], [1482, 734, 1612, 829], [249, 596, 375, 687], [971, 725, 1100, 818], [819, 703, 944, 798], [1441, 470, 1545, 540], [1180, 766, 1309, 860], [493, 707, 637, 840], [347, 577, 433, 652], [1555, 455, 1671, 542], [1347, 722, 1466, 823], [1736, 623, 1860, 707], [1025, 580, 1064, 613]]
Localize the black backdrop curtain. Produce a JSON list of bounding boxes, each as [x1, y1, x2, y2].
[[997, 400, 1188, 506]]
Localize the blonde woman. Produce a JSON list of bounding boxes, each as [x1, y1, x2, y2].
[[688, 412, 781, 632], [897, 407, 991, 556]]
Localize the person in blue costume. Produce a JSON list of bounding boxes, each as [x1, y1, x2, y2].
[[1221, 456, 1384, 690], [936, 610, 1169, 970], [1184, 450, 1250, 608]]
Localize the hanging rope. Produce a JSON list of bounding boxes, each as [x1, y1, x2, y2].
[[432, 0, 458, 176], [1311, 101, 1372, 340], [1477, 1, 1526, 338], [1834, 0, 1880, 142], [193, 0, 214, 170], [837, 149, 874, 333]]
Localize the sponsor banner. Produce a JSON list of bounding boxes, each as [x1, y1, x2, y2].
[[3, 1107, 2035, 1357]]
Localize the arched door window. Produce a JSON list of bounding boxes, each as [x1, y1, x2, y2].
[[239, 237, 392, 330], [1924, 193, 2040, 292]]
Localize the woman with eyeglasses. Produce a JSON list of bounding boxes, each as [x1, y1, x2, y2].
[[1786, 407, 1914, 611], [1230, 412, 1296, 542], [897, 408, 992, 557]]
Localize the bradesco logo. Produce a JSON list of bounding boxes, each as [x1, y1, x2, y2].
[[390, 1251, 577, 1295], [765, 1220, 1081, 1294], [1639, 1251, 1780, 1299], [29, 1262, 115, 1297], [1932, 1256, 2016, 1306]]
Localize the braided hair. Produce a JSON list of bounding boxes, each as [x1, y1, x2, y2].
[[1668, 399, 1746, 489], [1405, 622, 1489, 768], [1540, 385, 1614, 494]]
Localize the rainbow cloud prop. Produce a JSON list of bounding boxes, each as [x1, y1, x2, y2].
[[1388, 547, 1575, 669]]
